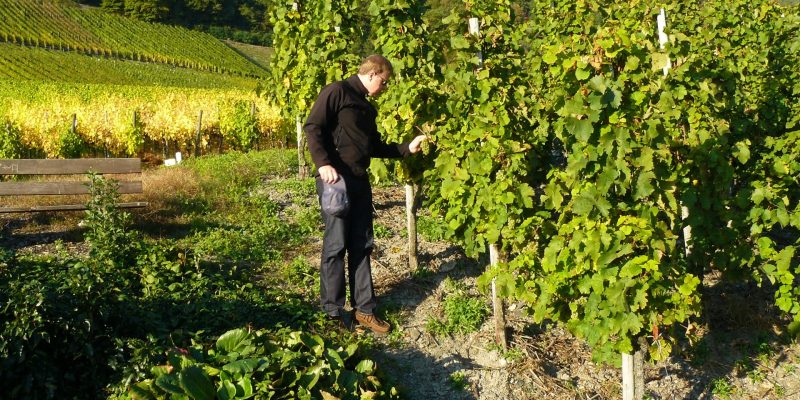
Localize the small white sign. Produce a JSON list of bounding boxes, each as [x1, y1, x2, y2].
[[657, 8, 672, 76], [164, 159, 177, 166], [468, 17, 480, 36], [175, 152, 182, 163]]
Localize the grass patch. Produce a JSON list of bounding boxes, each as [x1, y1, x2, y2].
[[448, 371, 470, 391], [374, 223, 393, 239], [417, 214, 448, 242], [427, 278, 488, 336]]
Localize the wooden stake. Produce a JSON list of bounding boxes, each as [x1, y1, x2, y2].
[[196, 110, 203, 157], [622, 353, 635, 400], [296, 116, 308, 179], [634, 338, 646, 400], [405, 183, 418, 270], [489, 244, 507, 349]]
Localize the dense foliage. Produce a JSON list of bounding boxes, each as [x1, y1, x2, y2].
[[266, 0, 363, 124], [0, 79, 285, 157], [330, 0, 800, 364], [0, 43, 259, 90], [0, 151, 397, 399], [124, 328, 399, 400]]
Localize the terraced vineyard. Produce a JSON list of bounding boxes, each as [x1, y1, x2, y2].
[[0, 42, 259, 90], [0, 0, 266, 77]]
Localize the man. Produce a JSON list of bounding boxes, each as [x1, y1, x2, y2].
[[304, 54, 427, 334]]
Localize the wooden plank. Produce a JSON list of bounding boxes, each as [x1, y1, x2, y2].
[[0, 158, 141, 175], [0, 202, 149, 213], [0, 181, 143, 195]]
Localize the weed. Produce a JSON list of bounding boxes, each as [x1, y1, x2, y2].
[[380, 305, 407, 348], [711, 377, 735, 399], [734, 358, 754, 374], [417, 214, 448, 242], [374, 223, 393, 239], [747, 368, 765, 383], [83, 173, 135, 262], [775, 384, 786, 396], [784, 363, 797, 374], [502, 347, 525, 363], [427, 278, 488, 336], [293, 206, 321, 236], [264, 177, 317, 202], [487, 342, 525, 363], [284, 256, 317, 288], [448, 371, 469, 391], [411, 265, 435, 280], [756, 341, 773, 364]]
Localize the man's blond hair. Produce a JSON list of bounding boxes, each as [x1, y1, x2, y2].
[[358, 54, 393, 76]]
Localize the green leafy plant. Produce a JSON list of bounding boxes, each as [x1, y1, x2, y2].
[[57, 124, 87, 158], [711, 377, 735, 399], [448, 371, 469, 391], [417, 214, 448, 242], [83, 173, 135, 262], [125, 327, 400, 400], [0, 120, 25, 158], [220, 100, 260, 151], [374, 223, 392, 239], [427, 279, 488, 336], [284, 256, 317, 288]]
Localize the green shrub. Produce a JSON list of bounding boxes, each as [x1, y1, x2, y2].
[[122, 327, 399, 400], [57, 125, 87, 158], [0, 120, 24, 158], [427, 279, 488, 336], [417, 214, 449, 242], [83, 173, 136, 262], [220, 100, 260, 151]]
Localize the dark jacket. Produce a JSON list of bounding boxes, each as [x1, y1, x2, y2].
[[304, 75, 410, 178]]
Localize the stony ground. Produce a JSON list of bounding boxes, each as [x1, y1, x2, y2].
[[3, 180, 799, 400]]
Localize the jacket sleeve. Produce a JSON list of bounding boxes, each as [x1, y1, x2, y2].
[[304, 84, 340, 170], [371, 138, 411, 159]]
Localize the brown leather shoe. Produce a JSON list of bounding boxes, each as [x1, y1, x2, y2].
[[354, 310, 391, 335]]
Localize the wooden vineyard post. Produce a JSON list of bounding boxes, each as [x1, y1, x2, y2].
[[468, 15, 506, 349], [622, 353, 635, 400], [405, 183, 418, 270], [622, 9, 673, 400], [296, 116, 308, 179], [634, 337, 646, 400], [489, 244, 507, 349], [195, 110, 203, 157]]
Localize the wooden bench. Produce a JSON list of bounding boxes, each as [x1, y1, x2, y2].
[[0, 158, 148, 213]]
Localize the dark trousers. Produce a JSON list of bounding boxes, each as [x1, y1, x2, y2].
[[315, 176, 376, 317]]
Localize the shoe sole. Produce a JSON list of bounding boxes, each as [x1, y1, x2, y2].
[[354, 323, 390, 336]]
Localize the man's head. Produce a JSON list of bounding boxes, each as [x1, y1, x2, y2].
[[357, 55, 393, 97]]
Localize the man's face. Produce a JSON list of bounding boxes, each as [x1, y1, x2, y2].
[[366, 71, 390, 97]]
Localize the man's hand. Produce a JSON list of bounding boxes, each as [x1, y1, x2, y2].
[[318, 165, 339, 184], [408, 135, 428, 154]]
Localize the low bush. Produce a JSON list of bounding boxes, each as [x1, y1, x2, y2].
[[426, 279, 488, 336], [120, 328, 399, 400]]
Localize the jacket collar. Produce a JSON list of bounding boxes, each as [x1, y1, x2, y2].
[[346, 75, 368, 97]]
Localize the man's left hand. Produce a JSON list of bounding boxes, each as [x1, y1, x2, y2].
[[409, 135, 428, 154]]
